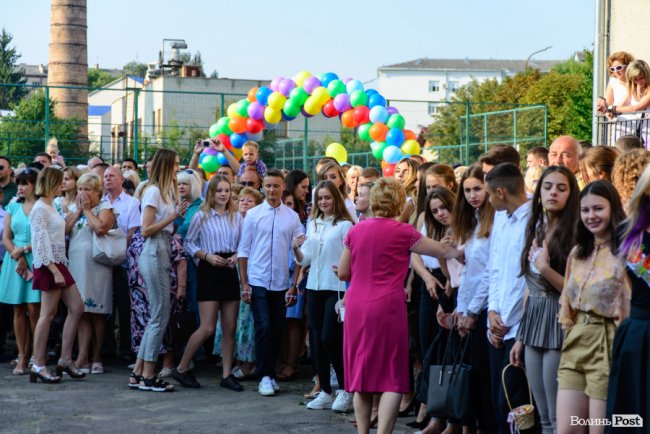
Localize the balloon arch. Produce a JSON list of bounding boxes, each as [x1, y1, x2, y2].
[[199, 71, 421, 177]]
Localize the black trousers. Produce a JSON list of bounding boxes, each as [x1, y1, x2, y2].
[[251, 286, 286, 379], [306, 290, 344, 394]]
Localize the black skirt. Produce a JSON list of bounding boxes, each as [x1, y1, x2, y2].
[[197, 253, 240, 302]]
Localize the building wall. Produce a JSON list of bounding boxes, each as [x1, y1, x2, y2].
[[607, 0, 650, 83]]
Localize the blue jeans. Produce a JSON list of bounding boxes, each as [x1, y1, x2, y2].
[[250, 285, 286, 379]]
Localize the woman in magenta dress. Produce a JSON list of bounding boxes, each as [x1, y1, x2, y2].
[[337, 177, 460, 434]]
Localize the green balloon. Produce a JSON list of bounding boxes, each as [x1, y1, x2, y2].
[[386, 114, 405, 130], [350, 90, 368, 108], [236, 99, 249, 118], [327, 80, 346, 97], [202, 155, 219, 173], [283, 99, 301, 118], [216, 117, 232, 135], [208, 123, 220, 138], [371, 141, 387, 160], [289, 87, 309, 105], [358, 123, 372, 142]]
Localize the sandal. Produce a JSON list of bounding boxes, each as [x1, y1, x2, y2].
[[29, 366, 61, 384], [276, 365, 296, 381], [128, 372, 143, 389], [56, 360, 87, 379], [139, 377, 175, 392], [13, 355, 28, 375], [91, 362, 104, 374]]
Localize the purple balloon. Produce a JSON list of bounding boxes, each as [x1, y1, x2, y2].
[[247, 101, 264, 120], [300, 107, 314, 118], [246, 131, 263, 141], [303, 76, 321, 95], [278, 78, 296, 97], [202, 148, 219, 157], [387, 106, 399, 115], [333, 94, 351, 112], [269, 76, 283, 92]]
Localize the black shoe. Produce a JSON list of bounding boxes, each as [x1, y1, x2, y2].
[[220, 374, 244, 392], [172, 368, 201, 388], [406, 415, 431, 429], [139, 377, 175, 392]]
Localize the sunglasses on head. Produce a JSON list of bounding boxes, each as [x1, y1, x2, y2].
[[240, 181, 256, 187], [609, 65, 626, 72]]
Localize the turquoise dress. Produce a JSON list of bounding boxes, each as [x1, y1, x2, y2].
[[0, 202, 39, 304]]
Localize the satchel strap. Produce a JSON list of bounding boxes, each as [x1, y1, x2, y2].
[[449, 335, 471, 383], [501, 363, 533, 411]]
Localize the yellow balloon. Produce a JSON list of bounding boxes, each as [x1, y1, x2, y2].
[[232, 148, 243, 160], [401, 139, 421, 155], [226, 103, 238, 118], [325, 142, 347, 164], [264, 106, 282, 124], [293, 71, 312, 87], [267, 92, 287, 111], [311, 86, 330, 104], [303, 96, 322, 116]]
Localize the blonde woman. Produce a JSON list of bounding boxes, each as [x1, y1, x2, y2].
[[393, 158, 419, 223], [345, 165, 363, 203], [579, 146, 620, 184], [65, 173, 116, 374], [612, 60, 650, 143], [611, 149, 650, 211], [596, 51, 635, 114], [54, 166, 81, 216]]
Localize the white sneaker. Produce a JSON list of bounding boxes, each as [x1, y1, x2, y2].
[[306, 391, 334, 410], [158, 367, 173, 378], [271, 378, 280, 391], [330, 366, 338, 389], [258, 376, 275, 396], [332, 390, 354, 413]]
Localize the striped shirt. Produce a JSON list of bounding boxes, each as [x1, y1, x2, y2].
[[184, 208, 243, 264]]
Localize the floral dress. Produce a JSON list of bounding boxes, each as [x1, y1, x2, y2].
[[127, 228, 186, 353]]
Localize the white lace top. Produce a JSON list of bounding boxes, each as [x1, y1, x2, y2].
[[31, 199, 68, 268]]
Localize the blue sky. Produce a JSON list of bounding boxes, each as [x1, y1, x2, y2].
[[4, 0, 594, 82]]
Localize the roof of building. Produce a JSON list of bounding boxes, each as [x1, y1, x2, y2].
[[88, 105, 111, 116], [16, 63, 123, 77], [379, 58, 563, 73]]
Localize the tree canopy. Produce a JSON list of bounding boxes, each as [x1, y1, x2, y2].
[[0, 28, 28, 109]]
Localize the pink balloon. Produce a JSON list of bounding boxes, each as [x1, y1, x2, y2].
[[333, 94, 351, 112], [269, 76, 283, 92], [342, 77, 352, 84], [303, 76, 321, 95]]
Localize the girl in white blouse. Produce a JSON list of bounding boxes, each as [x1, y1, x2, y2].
[[293, 180, 354, 411], [30, 167, 86, 384]]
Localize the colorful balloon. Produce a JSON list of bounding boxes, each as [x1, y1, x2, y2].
[[289, 87, 309, 105], [403, 129, 417, 141], [208, 123, 219, 138], [333, 94, 351, 112], [369, 106, 388, 124], [386, 106, 399, 116], [303, 76, 321, 94], [358, 123, 372, 142], [346, 79, 364, 95], [385, 128, 405, 147], [202, 155, 219, 173], [264, 106, 282, 124], [215, 133, 231, 148], [246, 118, 264, 134], [267, 92, 287, 110], [325, 142, 347, 163], [293, 71, 311, 87], [232, 148, 243, 160], [383, 146, 402, 164], [228, 116, 246, 134], [235, 99, 249, 117], [303, 96, 322, 116], [278, 78, 296, 97], [247, 101, 264, 120], [283, 99, 302, 118], [383, 163, 396, 177], [368, 94, 386, 108], [322, 100, 339, 118], [341, 109, 356, 128], [256, 86, 272, 105], [311, 86, 330, 104], [386, 113, 406, 130], [245, 131, 263, 141], [371, 141, 387, 160], [369, 123, 389, 142], [247, 87, 259, 102], [401, 139, 421, 155], [269, 76, 283, 92], [217, 152, 228, 166], [226, 103, 238, 118], [327, 79, 346, 97], [216, 117, 232, 135], [230, 132, 247, 149], [353, 106, 370, 125], [320, 72, 339, 88], [350, 90, 368, 108]]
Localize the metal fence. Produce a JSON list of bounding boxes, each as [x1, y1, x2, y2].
[[594, 111, 650, 147]]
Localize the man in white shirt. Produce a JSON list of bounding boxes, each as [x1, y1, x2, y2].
[[485, 163, 532, 434], [103, 166, 141, 361], [238, 169, 303, 396]]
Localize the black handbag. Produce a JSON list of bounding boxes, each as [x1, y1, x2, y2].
[[427, 331, 455, 416], [445, 336, 474, 421], [165, 300, 196, 349]]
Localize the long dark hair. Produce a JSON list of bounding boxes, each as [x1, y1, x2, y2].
[[451, 165, 494, 244], [520, 166, 580, 276], [575, 180, 626, 260], [415, 162, 435, 218], [285, 169, 309, 222], [15, 168, 39, 203], [423, 187, 456, 241], [312, 180, 354, 226]]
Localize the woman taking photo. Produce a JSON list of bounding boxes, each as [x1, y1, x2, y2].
[[65, 173, 116, 375], [174, 175, 243, 391], [556, 180, 630, 434], [596, 51, 634, 115], [510, 166, 580, 434], [0, 168, 40, 375], [129, 149, 186, 393], [293, 180, 354, 412], [30, 167, 86, 383], [336, 178, 459, 434], [345, 165, 362, 204]]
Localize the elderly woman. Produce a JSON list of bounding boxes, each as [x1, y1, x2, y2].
[[65, 173, 116, 374], [336, 178, 459, 433]]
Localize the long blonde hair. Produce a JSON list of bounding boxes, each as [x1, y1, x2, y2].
[[626, 59, 650, 101], [200, 175, 235, 224], [142, 149, 178, 204], [620, 164, 650, 257]]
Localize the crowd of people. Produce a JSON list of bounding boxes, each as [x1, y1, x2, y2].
[[0, 132, 649, 434]]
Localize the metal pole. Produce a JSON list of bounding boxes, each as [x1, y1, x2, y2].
[[7, 132, 10, 156], [133, 88, 140, 163], [465, 102, 470, 165], [544, 105, 549, 146], [303, 117, 308, 171], [44, 86, 50, 149], [483, 113, 488, 152], [220, 94, 225, 118], [513, 109, 518, 151], [592, 0, 605, 146]]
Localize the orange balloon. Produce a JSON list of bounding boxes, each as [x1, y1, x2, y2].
[[369, 123, 389, 142], [381, 160, 387, 170], [247, 87, 259, 102], [228, 116, 247, 134], [403, 129, 417, 141], [341, 109, 356, 128], [232, 148, 243, 160]]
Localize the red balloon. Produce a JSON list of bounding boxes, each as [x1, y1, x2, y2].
[[228, 116, 247, 134], [341, 109, 356, 128], [369, 123, 389, 142], [246, 117, 264, 134], [403, 129, 417, 141], [353, 106, 370, 125], [215, 133, 231, 148], [383, 163, 396, 177], [322, 100, 339, 118]]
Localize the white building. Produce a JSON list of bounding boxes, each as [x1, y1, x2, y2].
[[377, 58, 561, 133]]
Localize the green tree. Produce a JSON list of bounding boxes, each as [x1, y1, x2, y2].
[[0, 90, 80, 162], [122, 61, 148, 78], [88, 69, 117, 89], [0, 28, 28, 109]]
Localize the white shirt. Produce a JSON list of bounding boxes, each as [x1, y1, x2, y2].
[[31, 199, 68, 268], [184, 209, 243, 265], [103, 191, 141, 235], [456, 224, 491, 315], [419, 222, 441, 270], [345, 197, 358, 223], [298, 215, 353, 291], [140, 185, 175, 234], [238, 201, 304, 291], [487, 202, 531, 341]]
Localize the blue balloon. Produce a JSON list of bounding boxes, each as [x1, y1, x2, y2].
[[383, 146, 402, 164], [230, 132, 248, 149], [263, 119, 278, 129], [385, 128, 405, 147], [217, 152, 228, 166], [369, 106, 389, 124], [199, 153, 207, 164], [365, 89, 379, 98], [346, 79, 364, 95], [320, 72, 339, 88], [256, 86, 273, 105], [368, 94, 386, 108], [282, 111, 297, 121], [245, 131, 263, 141]]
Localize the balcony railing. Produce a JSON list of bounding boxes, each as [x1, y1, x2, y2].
[[594, 110, 650, 147]]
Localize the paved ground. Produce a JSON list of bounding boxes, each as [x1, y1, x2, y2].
[[0, 359, 418, 434]]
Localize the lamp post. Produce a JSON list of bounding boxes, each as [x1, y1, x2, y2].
[[525, 46, 553, 70]]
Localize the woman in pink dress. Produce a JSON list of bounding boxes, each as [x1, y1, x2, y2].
[[337, 177, 460, 434]]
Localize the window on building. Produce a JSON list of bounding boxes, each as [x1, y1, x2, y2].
[[449, 81, 460, 92], [428, 102, 439, 115], [428, 80, 440, 92]]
